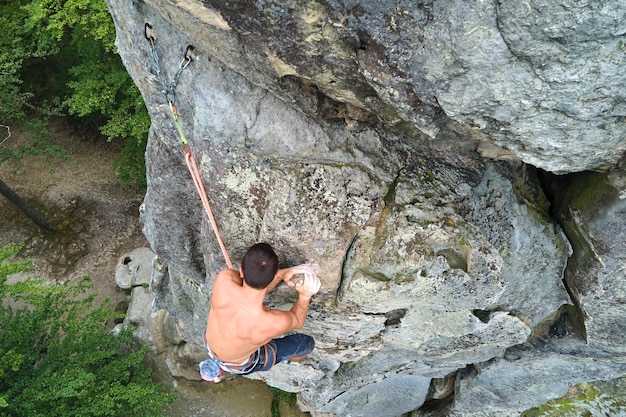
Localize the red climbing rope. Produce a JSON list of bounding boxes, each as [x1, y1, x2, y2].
[[145, 23, 233, 270], [184, 144, 233, 270]]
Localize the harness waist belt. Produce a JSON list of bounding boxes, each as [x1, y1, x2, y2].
[[206, 342, 260, 375]]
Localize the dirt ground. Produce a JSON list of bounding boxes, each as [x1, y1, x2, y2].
[[0, 120, 308, 417], [0, 119, 147, 308]]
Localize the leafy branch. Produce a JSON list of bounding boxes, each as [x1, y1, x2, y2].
[[0, 244, 177, 416], [0, 0, 149, 186]]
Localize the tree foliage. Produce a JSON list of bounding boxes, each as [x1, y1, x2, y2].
[[0, 244, 176, 416], [0, 0, 149, 186]]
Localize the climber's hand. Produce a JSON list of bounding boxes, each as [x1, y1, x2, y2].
[[281, 263, 315, 284], [291, 272, 321, 300]]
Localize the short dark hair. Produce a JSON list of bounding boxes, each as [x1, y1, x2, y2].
[[241, 243, 279, 289]]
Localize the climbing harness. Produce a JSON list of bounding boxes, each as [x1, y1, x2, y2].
[[145, 23, 233, 270]]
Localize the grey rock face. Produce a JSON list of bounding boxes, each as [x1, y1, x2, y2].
[[448, 346, 626, 415], [105, 0, 626, 416], [141, 0, 625, 173], [114, 247, 156, 289], [545, 161, 626, 356]]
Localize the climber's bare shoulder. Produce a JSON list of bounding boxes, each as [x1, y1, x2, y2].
[[210, 269, 244, 309], [217, 268, 243, 286]]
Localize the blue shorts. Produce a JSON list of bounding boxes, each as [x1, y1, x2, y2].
[[243, 333, 315, 374]]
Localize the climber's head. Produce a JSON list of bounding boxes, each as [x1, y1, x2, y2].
[[241, 243, 279, 289]]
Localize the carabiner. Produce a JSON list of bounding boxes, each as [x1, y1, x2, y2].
[[181, 45, 195, 69], [144, 23, 156, 44]]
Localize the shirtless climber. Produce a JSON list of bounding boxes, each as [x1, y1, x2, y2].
[[200, 242, 321, 382]]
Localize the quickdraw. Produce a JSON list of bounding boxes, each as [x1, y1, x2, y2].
[[145, 23, 233, 270], [144, 23, 194, 147]]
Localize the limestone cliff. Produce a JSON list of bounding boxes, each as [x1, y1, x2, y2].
[[105, 0, 626, 416]]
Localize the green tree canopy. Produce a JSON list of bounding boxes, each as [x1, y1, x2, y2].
[[0, 0, 149, 186], [0, 244, 176, 416]]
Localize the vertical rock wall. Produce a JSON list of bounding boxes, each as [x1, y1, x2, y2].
[[105, 0, 626, 415]]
